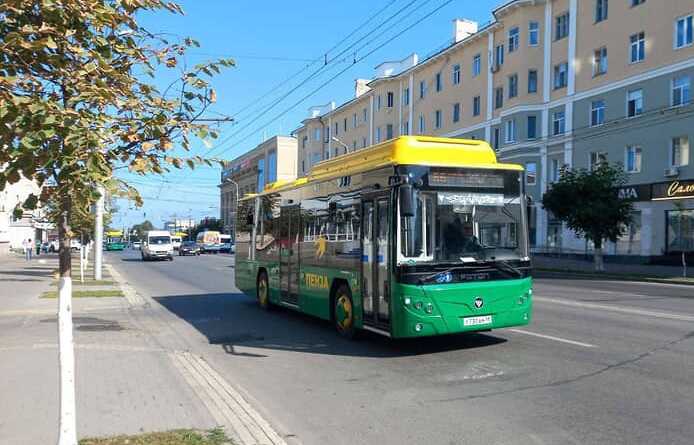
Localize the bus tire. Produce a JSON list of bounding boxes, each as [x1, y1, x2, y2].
[[257, 271, 271, 310], [333, 283, 356, 339]]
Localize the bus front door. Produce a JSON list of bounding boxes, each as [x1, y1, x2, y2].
[[362, 195, 390, 330], [279, 206, 300, 306]]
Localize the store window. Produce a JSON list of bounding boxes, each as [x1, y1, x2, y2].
[[667, 209, 694, 252], [615, 211, 642, 255]]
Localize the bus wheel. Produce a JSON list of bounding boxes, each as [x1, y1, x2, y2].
[[257, 271, 270, 310], [334, 284, 356, 339]]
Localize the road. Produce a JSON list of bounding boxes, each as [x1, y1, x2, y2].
[[110, 249, 694, 445]]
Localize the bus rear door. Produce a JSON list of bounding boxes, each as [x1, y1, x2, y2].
[[279, 205, 300, 306]]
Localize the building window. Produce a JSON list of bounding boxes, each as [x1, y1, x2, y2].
[[672, 75, 691, 106], [495, 87, 504, 109], [473, 54, 481, 77], [591, 100, 606, 126], [301, 135, 308, 149], [675, 15, 693, 49], [590, 151, 608, 170], [435, 72, 442, 92], [671, 136, 690, 167], [402, 120, 409, 135], [473, 96, 481, 116], [452, 103, 460, 123], [493, 128, 500, 151], [324, 126, 330, 143], [376, 126, 381, 143], [553, 111, 565, 135], [362, 136, 367, 148], [630, 32, 645, 63], [505, 119, 516, 143], [627, 89, 643, 117], [452, 64, 461, 86], [386, 124, 393, 140], [508, 27, 520, 52], [343, 118, 347, 132], [528, 21, 539, 46], [363, 108, 368, 122], [434, 110, 442, 129], [550, 158, 560, 182], [593, 47, 608, 76], [418, 114, 425, 133], [494, 44, 504, 67], [595, 0, 608, 23], [527, 115, 537, 139], [631, 0, 645, 6], [625, 145, 642, 173], [387, 91, 394, 108], [334, 122, 338, 136], [554, 62, 568, 89], [403, 87, 410, 105], [526, 162, 537, 185], [508, 73, 518, 98], [353, 113, 357, 128], [667, 209, 694, 253], [419, 80, 426, 99], [555, 12, 569, 40], [377, 95, 382, 111], [314, 128, 321, 142], [528, 69, 538, 93]]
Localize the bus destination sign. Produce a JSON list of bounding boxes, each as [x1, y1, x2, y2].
[[428, 170, 504, 188]]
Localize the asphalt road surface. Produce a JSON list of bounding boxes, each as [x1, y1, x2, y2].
[[111, 249, 694, 445]]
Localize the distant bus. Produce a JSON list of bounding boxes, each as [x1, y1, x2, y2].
[[196, 230, 221, 253], [235, 136, 532, 339], [105, 230, 126, 251]]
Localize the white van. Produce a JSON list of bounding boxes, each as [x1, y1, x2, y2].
[[141, 230, 174, 261]]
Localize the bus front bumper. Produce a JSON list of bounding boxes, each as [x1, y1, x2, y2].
[[390, 278, 533, 338]]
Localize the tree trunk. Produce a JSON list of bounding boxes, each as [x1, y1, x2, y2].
[[57, 196, 77, 445], [593, 240, 605, 272]]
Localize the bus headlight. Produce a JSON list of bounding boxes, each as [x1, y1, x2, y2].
[[404, 297, 411, 305]]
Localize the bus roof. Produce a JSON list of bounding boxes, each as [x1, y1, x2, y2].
[[242, 136, 523, 199]]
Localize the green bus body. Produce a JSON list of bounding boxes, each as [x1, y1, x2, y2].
[[235, 137, 532, 338]]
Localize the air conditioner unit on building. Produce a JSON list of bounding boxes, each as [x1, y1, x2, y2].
[[664, 167, 679, 177]]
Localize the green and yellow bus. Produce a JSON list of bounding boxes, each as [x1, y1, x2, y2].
[[235, 136, 532, 338], [105, 230, 126, 251]]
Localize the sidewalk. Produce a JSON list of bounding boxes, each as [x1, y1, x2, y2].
[[0, 253, 216, 444], [532, 254, 693, 284]]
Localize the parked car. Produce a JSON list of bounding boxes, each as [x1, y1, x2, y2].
[[179, 241, 201, 256], [132, 241, 141, 249], [70, 239, 82, 251]]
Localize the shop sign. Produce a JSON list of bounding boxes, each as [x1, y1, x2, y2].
[[652, 180, 694, 201], [618, 184, 651, 201]]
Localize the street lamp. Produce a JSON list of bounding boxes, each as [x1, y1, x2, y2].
[[332, 136, 350, 154]]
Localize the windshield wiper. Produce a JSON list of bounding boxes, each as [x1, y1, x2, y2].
[[492, 259, 524, 277], [417, 265, 472, 284]]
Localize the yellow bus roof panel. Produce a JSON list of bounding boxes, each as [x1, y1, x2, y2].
[[308, 136, 522, 182]]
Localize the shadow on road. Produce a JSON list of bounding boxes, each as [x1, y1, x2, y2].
[[154, 292, 507, 358]]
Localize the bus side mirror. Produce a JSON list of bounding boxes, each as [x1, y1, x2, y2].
[[399, 184, 416, 217]]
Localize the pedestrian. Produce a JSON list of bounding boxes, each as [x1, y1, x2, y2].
[[23, 238, 33, 261]]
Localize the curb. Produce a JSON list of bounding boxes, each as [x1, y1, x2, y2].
[[535, 269, 694, 286], [105, 263, 147, 306]]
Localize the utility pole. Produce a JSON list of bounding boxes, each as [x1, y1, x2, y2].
[[94, 185, 104, 280]]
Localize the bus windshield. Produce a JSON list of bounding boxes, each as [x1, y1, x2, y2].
[[398, 170, 528, 264]]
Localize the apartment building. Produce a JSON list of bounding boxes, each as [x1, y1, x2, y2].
[[219, 135, 298, 235], [293, 0, 694, 261]]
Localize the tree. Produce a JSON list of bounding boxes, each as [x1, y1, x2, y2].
[[541, 163, 634, 271], [0, 2, 232, 442], [130, 220, 154, 241]]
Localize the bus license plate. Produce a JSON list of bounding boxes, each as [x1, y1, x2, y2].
[[463, 315, 492, 327]]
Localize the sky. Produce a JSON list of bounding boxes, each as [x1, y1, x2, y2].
[[112, 0, 502, 229]]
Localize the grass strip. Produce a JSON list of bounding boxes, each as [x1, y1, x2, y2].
[[41, 290, 124, 299], [51, 280, 116, 286], [79, 428, 233, 445]]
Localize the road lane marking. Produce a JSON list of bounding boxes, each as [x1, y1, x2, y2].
[[535, 296, 694, 322], [507, 329, 597, 348]]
